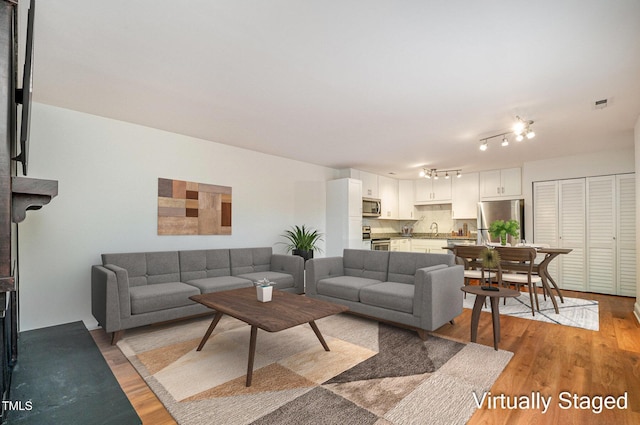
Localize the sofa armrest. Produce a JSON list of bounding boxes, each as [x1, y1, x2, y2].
[[305, 257, 345, 295], [91, 265, 124, 333], [103, 264, 133, 320], [413, 264, 464, 331], [270, 254, 305, 293]]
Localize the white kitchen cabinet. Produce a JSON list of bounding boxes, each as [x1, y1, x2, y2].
[[390, 238, 411, 252], [410, 239, 447, 253], [480, 168, 521, 199], [360, 171, 379, 198], [378, 175, 399, 219], [533, 174, 635, 296], [414, 178, 452, 204], [326, 178, 363, 257], [398, 180, 415, 219], [452, 172, 479, 218]]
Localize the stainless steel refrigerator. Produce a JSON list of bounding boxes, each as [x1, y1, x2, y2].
[[477, 199, 525, 245]]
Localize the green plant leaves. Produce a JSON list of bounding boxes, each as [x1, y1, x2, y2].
[[280, 224, 324, 253], [488, 219, 520, 238]]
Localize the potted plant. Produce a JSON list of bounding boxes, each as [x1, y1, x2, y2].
[[280, 225, 323, 261], [255, 278, 274, 302], [489, 219, 520, 246]]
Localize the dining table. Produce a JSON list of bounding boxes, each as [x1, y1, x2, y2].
[[447, 244, 573, 314], [532, 247, 572, 313]]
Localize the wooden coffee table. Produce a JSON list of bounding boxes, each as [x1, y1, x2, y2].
[[190, 287, 348, 386]]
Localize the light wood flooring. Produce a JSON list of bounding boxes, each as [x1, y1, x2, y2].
[[92, 289, 640, 425]]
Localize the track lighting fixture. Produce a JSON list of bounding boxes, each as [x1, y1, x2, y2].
[[479, 116, 535, 151], [419, 168, 462, 179]]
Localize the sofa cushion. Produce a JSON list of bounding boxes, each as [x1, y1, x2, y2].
[[185, 276, 253, 294], [179, 249, 231, 282], [102, 252, 147, 287], [129, 282, 200, 315], [146, 252, 181, 284], [343, 249, 390, 282], [230, 248, 272, 275], [235, 271, 295, 290], [316, 276, 381, 301], [359, 282, 415, 314], [102, 251, 181, 287], [387, 252, 455, 284]]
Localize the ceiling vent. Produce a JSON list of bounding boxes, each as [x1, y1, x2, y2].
[[593, 98, 609, 110]]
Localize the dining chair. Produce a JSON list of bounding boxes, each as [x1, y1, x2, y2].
[[494, 246, 542, 316], [451, 245, 493, 289]]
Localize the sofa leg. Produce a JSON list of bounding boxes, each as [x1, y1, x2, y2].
[[449, 319, 455, 325], [416, 329, 428, 341], [111, 330, 125, 345]]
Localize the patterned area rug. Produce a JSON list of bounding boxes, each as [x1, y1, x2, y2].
[[463, 292, 599, 331], [117, 314, 513, 425]]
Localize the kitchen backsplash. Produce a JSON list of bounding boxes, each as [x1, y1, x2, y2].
[[364, 204, 477, 236]]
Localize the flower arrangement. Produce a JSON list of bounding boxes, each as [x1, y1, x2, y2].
[[480, 248, 501, 289], [488, 219, 520, 245]]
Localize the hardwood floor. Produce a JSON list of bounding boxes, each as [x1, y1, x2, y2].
[[92, 290, 640, 425]]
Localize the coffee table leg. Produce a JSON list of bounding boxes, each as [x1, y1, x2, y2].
[[470, 295, 485, 343], [246, 325, 258, 387], [489, 297, 500, 351], [197, 311, 224, 351], [309, 320, 330, 351]]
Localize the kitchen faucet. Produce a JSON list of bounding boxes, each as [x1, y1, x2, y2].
[[430, 222, 438, 234]]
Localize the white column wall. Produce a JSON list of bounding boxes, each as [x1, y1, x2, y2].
[[18, 103, 336, 330], [635, 115, 640, 323]]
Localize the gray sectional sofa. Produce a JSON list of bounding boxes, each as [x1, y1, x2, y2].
[[91, 247, 303, 343], [306, 249, 463, 339]]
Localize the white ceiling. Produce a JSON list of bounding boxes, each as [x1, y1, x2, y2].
[[25, 0, 640, 179]]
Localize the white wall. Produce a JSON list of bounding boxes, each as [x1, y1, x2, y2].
[[522, 148, 635, 242], [19, 103, 336, 331], [635, 116, 640, 323]]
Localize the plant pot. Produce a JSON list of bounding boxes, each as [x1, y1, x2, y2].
[[500, 234, 507, 246], [256, 285, 272, 302], [292, 249, 314, 262]]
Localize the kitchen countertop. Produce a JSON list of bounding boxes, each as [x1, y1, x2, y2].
[[371, 233, 476, 240]]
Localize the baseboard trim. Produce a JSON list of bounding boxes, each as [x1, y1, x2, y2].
[[634, 301, 640, 324]]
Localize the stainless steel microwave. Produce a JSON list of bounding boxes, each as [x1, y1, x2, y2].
[[362, 197, 381, 217]]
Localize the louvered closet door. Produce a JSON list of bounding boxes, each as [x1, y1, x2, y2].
[[533, 181, 559, 277], [558, 179, 586, 291], [586, 176, 616, 294], [617, 174, 636, 296]]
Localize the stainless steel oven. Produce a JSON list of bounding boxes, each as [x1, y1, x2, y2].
[[371, 239, 390, 251]]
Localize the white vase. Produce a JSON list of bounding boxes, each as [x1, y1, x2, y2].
[[256, 285, 273, 302]]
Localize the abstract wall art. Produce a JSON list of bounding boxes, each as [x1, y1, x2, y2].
[[157, 178, 232, 235]]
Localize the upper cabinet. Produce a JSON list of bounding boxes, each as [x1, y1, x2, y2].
[[360, 171, 379, 198], [452, 172, 479, 218], [414, 178, 452, 204], [378, 175, 399, 219], [398, 180, 415, 219], [480, 167, 521, 200]]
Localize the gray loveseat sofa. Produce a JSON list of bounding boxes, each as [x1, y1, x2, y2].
[[306, 249, 463, 339], [91, 247, 303, 343]]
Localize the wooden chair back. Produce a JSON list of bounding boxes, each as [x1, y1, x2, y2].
[[451, 245, 487, 270], [493, 246, 537, 274]]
